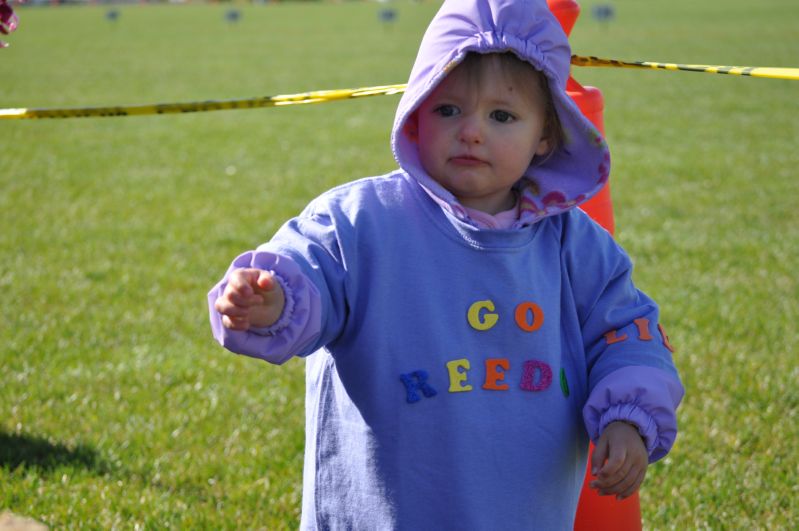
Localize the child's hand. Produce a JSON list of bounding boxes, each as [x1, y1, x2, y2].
[[589, 421, 648, 500], [214, 268, 286, 331]]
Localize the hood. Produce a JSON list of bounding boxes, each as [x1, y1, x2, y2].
[[391, 0, 610, 226]]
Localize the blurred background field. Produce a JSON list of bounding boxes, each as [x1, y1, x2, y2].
[[1, 0, 797, 528]]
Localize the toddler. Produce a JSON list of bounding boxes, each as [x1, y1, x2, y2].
[[209, 0, 684, 528]]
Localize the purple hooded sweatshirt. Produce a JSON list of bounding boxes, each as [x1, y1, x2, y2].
[[208, 1, 684, 528]]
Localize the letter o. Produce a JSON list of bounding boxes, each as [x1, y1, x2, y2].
[[514, 302, 544, 332]]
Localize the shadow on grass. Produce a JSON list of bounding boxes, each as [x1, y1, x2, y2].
[[0, 431, 106, 473]]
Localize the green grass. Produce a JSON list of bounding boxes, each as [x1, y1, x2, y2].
[[1, 0, 797, 528]]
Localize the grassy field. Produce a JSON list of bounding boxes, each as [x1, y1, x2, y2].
[[1, 0, 797, 528]]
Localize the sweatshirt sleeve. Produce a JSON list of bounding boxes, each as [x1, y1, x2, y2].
[[207, 250, 323, 364], [562, 211, 684, 462], [583, 366, 684, 462], [208, 206, 351, 364]]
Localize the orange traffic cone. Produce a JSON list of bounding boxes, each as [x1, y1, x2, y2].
[[547, 0, 615, 236], [546, 1, 640, 529]]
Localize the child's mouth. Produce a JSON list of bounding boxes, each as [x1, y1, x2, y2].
[[450, 155, 487, 166]]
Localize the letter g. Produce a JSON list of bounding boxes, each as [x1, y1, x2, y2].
[[467, 299, 499, 331]]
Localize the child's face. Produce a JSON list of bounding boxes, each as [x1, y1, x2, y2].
[[412, 61, 551, 215]]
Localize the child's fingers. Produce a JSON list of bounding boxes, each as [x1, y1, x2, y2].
[[592, 464, 635, 493], [599, 444, 631, 479], [590, 436, 609, 477], [589, 422, 649, 496], [227, 269, 257, 294], [226, 269, 271, 304], [595, 459, 636, 495], [215, 296, 253, 317], [255, 270, 277, 291], [230, 267, 276, 296], [221, 314, 250, 331], [616, 467, 647, 500], [226, 289, 264, 308], [590, 444, 633, 492]]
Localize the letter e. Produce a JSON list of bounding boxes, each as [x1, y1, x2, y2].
[[483, 358, 510, 391], [446, 359, 473, 393]]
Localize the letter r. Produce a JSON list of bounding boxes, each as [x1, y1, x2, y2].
[[400, 371, 438, 403]]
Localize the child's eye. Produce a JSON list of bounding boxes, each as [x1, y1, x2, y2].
[[491, 110, 515, 123], [433, 104, 459, 117]]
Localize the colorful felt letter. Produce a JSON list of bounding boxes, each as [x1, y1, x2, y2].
[[514, 302, 544, 332], [467, 300, 499, 331], [520, 360, 553, 391], [399, 370, 438, 403], [482, 358, 510, 390], [658, 323, 676, 352], [634, 318, 653, 340], [446, 359, 473, 392], [604, 329, 628, 345]]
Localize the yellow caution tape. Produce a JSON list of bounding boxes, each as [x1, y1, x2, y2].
[[0, 84, 408, 120], [571, 55, 799, 81], [1, 55, 796, 120]]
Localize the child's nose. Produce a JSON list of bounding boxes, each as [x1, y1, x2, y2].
[[458, 117, 483, 144]]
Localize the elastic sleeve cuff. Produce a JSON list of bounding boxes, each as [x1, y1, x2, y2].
[[596, 403, 661, 461], [208, 251, 322, 364], [249, 272, 296, 336], [583, 365, 684, 463]]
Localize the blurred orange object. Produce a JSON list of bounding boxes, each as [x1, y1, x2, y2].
[[547, 1, 639, 529]]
